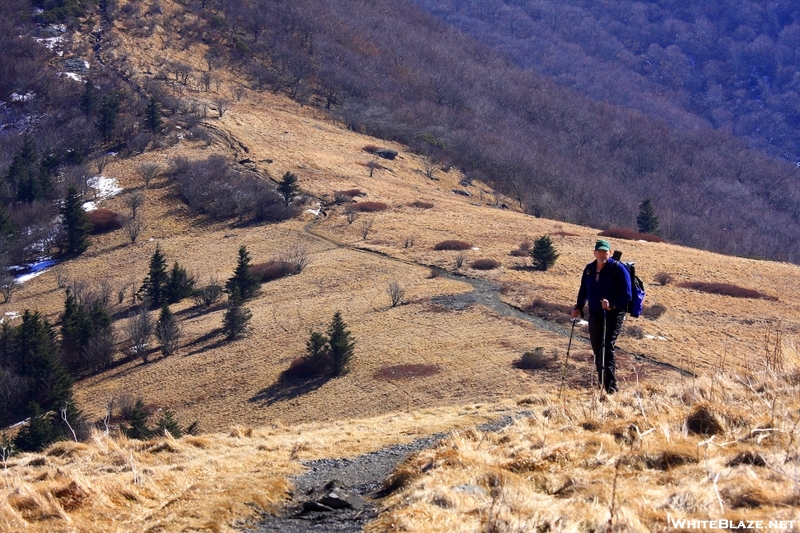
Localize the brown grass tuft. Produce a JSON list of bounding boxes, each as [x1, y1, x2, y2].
[[470, 258, 500, 270], [678, 281, 777, 300], [336, 188, 366, 198], [550, 231, 579, 237], [433, 240, 472, 251], [353, 200, 389, 212], [642, 303, 667, 319], [686, 404, 725, 436], [250, 260, 300, 283], [408, 200, 434, 209], [362, 144, 380, 154], [374, 364, 441, 380], [599, 226, 665, 243], [726, 450, 767, 467], [523, 298, 573, 324]]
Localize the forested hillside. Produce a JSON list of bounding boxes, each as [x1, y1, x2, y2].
[[3, 0, 800, 266], [413, 0, 800, 163]]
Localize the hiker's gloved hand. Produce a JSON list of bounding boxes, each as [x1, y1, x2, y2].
[[601, 299, 612, 311], [571, 306, 584, 319]]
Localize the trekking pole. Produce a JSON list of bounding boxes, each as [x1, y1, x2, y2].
[[600, 310, 607, 393], [558, 318, 580, 400]]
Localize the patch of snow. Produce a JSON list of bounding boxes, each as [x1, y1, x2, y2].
[[83, 176, 122, 211], [13, 257, 58, 283], [644, 334, 669, 341], [1, 311, 20, 324], [11, 92, 35, 102], [577, 320, 588, 326], [305, 202, 322, 216], [471, 247, 480, 250], [60, 72, 84, 82], [36, 36, 64, 55]]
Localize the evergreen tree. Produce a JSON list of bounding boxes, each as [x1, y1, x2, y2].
[[530, 235, 559, 271], [123, 399, 152, 440], [144, 96, 164, 134], [165, 262, 195, 304], [60, 289, 93, 372], [79, 79, 98, 118], [5, 132, 48, 203], [636, 198, 661, 236], [153, 410, 182, 438], [223, 288, 252, 341], [277, 171, 300, 207], [225, 245, 260, 300], [96, 93, 120, 143], [155, 305, 181, 356], [59, 185, 91, 256], [327, 311, 355, 376], [139, 245, 169, 308], [14, 403, 61, 452]]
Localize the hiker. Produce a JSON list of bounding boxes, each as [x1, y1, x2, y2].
[[571, 239, 632, 393]]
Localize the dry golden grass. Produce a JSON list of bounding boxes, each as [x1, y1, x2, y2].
[[368, 360, 800, 532], [3, 0, 800, 530], [0, 405, 516, 532]]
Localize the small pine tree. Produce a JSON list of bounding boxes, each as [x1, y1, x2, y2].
[[223, 289, 252, 341], [139, 245, 169, 308], [277, 171, 300, 207], [14, 403, 61, 452], [225, 245, 260, 300], [123, 399, 152, 440], [59, 185, 91, 256], [155, 305, 181, 356], [530, 235, 559, 271], [636, 198, 661, 235], [96, 93, 120, 143], [60, 289, 93, 372], [327, 311, 355, 376], [165, 262, 195, 304], [144, 96, 164, 134], [79, 79, 98, 118], [153, 410, 182, 438]]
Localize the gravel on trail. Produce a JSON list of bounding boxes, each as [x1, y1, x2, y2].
[[240, 415, 523, 533]]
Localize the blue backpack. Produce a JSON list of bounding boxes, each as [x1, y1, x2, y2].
[[613, 252, 645, 318]]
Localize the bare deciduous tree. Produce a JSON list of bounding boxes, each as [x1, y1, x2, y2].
[[215, 98, 231, 118], [360, 217, 374, 240], [455, 251, 466, 269], [387, 281, 405, 307], [0, 274, 19, 303], [126, 305, 154, 362], [123, 190, 145, 219], [345, 203, 358, 224], [279, 245, 309, 274], [136, 163, 161, 188], [122, 215, 145, 244]]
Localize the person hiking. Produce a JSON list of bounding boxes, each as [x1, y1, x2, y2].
[[571, 239, 632, 393]]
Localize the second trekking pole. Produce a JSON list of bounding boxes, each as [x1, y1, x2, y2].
[[600, 310, 607, 393], [558, 318, 579, 400]]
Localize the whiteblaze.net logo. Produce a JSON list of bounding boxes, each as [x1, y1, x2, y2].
[[667, 515, 796, 530]]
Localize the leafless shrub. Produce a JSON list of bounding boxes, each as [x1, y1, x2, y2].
[[524, 298, 573, 324], [403, 235, 415, 248], [123, 191, 145, 219], [360, 218, 374, 240], [434, 240, 472, 251], [642, 303, 667, 320], [353, 201, 388, 212], [156, 312, 181, 357], [122, 215, 144, 244], [53, 265, 69, 289], [408, 200, 434, 209], [336, 189, 366, 201], [233, 86, 246, 101], [345, 204, 358, 224], [126, 306, 154, 362], [365, 159, 383, 176], [510, 239, 533, 257], [215, 98, 231, 118], [599, 227, 665, 243], [0, 273, 19, 303], [136, 163, 161, 188], [655, 272, 674, 285], [192, 278, 224, 308], [387, 281, 405, 307], [424, 160, 437, 180], [199, 71, 212, 92], [93, 152, 112, 174], [279, 245, 309, 274], [88, 209, 122, 234], [454, 251, 466, 268], [678, 281, 777, 300], [471, 258, 500, 270], [625, 325, 644, 339], [362, 144, 380, 154]]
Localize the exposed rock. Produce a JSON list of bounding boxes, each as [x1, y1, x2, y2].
[[376, 149, 398, 160], [452, 189, 471, 197], [62, 58, 90, 73]]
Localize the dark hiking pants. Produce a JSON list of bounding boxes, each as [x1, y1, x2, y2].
[[588, 309, 626, 393]]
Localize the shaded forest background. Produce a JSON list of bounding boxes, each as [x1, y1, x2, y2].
[[2, 0, 800, 265]]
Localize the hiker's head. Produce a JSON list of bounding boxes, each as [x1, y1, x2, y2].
[[594, 239, 611, 263]]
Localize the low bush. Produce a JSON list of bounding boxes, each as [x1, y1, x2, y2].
[[353, 201, 388, 212], [524, 298, 573, 324], [283, 355, 330, 380], [434, 240, 472, 251], [677, 282, 777, 300], [642, 303, 667, 320], [471, 258, 500, 270], [599, 226, 665, 243], [655, 272, 674, 285], [87, 209, 122, 234], [362, 144, 380, 154], [625, 325, 644, 339], [250, 260, 300, 283], [335, 189, 366, 199], [514, 347, 553, 370], [408, 200, 434, 209], [510, 239, 532, 257]]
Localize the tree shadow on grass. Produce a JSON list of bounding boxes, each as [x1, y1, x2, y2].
[[183, 327, 228, 356], [249, 374, 333, 406]]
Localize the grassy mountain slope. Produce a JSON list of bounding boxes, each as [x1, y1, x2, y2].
[[1, 0, 799, 531]]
